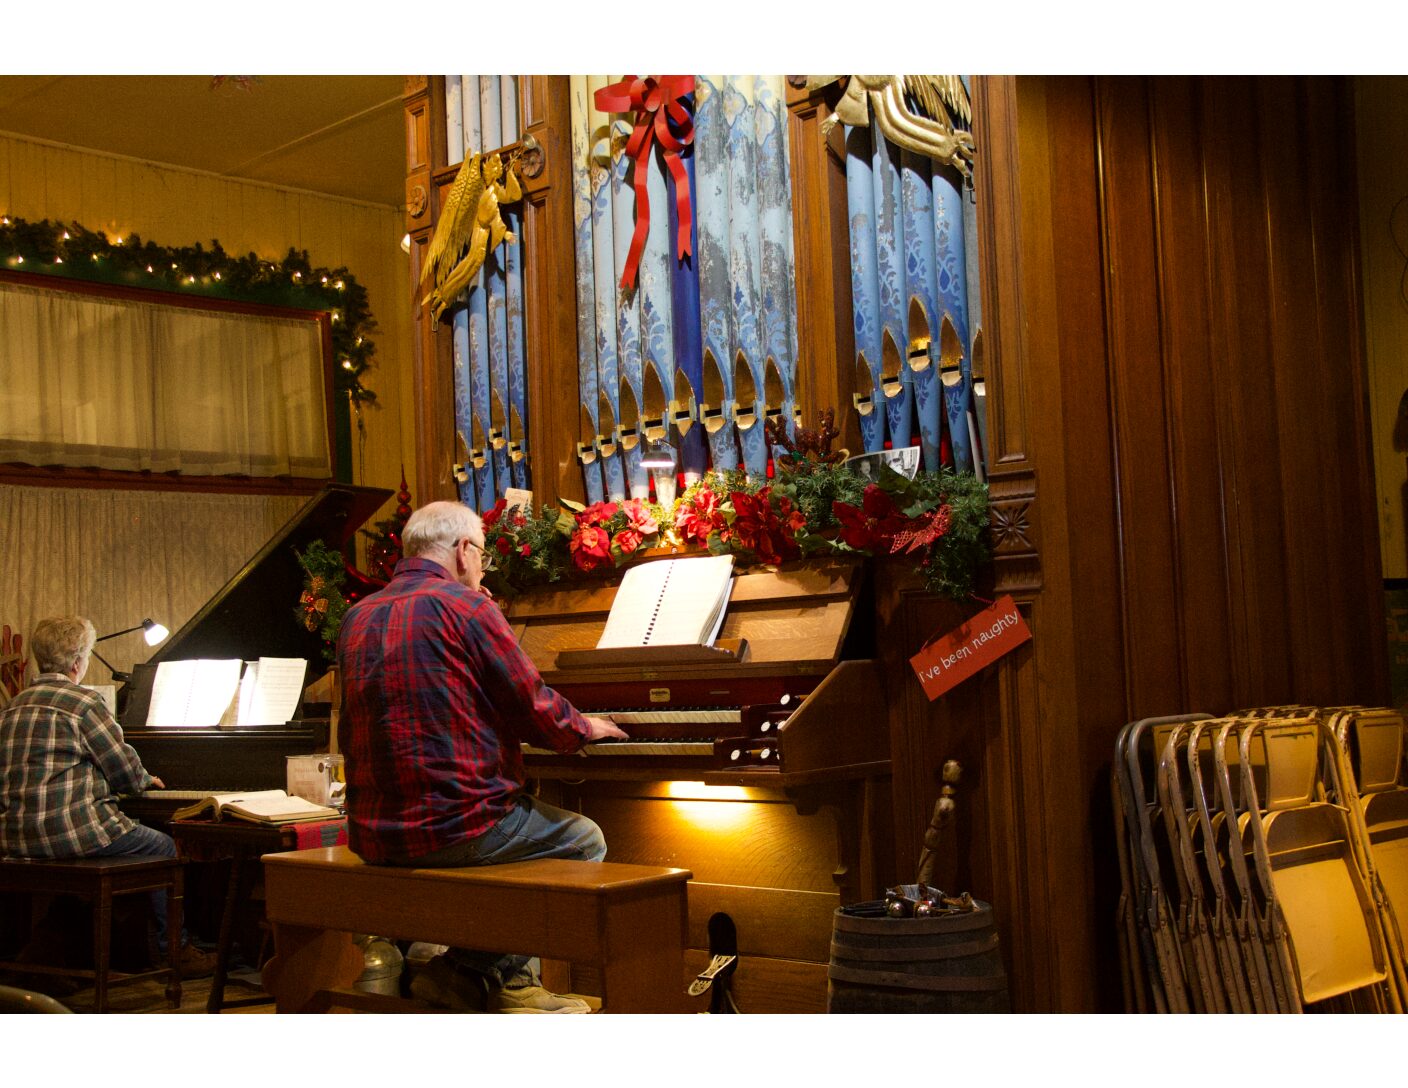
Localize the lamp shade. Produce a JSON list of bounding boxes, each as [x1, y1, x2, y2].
[[142, 620, 169, 646]]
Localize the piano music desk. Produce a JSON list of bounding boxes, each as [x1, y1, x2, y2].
[[260, 845, 692, 1013], [169, 817, 347, 1013]]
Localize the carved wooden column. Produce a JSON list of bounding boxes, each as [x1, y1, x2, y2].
[[518, 76, 583, 507], [403, 76, 456, 503], [785, 79, 859, 454]]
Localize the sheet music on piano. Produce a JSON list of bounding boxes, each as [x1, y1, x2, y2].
[[142, 657, 308, 728]]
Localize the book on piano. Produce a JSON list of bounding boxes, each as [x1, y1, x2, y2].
[[170, 788, 339, 825], [596, 556, 735, 649]]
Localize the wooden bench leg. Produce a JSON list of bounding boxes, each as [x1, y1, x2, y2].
[[262, 924, 363, 1013], [598, 890, 687, 1013], [166, 867, 183, 1009], [92, 878, 111, 1014]]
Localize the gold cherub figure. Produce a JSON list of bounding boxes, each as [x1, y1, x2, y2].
[[421, 151, 524, 325]]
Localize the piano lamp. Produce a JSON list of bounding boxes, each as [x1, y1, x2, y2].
[[89, 618, 169, 682], [640, 437, 679, 506]]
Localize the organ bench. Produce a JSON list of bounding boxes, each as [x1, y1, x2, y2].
[[259, 845, 692, 1013]]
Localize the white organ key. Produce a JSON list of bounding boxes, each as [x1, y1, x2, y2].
[[605, 709, 741, 726], [522, 740, 715, 757]]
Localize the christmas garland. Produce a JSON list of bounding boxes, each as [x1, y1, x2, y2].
[[480, 461, 989, 603], [0, 214, 377, 405]]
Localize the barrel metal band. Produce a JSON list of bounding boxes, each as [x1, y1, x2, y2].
[[827, 962, 1009, 992], [829, 931, 999, 963]]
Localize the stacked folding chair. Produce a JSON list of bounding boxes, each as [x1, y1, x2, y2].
[[1328, 709, 1408, 1000], [1112, 706, 1408, 1012]]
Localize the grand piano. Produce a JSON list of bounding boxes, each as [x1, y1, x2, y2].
[[118, 484, 392, 825], [509, 555, 893, 1013]]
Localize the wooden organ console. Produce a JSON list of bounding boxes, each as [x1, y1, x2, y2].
[[509, 557, 892, 1012]]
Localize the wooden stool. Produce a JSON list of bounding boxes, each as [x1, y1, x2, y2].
[[261, 845, 691, 1013], [0, 856, 183, 1012]]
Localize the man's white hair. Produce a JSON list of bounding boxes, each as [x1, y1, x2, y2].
[[402, 501, 481, 559]]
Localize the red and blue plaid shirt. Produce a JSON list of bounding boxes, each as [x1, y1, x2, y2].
[[337, 557, 589, 862]]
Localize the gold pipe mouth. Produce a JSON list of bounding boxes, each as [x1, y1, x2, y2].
[[699, 350, 732, 433], [733, 352, 758, 431], [616, 377, 641, 450], [853, 355, 876, 415], [907, 297, 933, 373], [880, 329, 904, 394]]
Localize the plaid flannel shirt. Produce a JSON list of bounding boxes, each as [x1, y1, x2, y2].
[[0, 673, 154, 858], [338, 557, 590, 862]]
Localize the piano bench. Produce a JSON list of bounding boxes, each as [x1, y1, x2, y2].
[[0, 855, 183, 1012], [259, 845, 692, 1013]]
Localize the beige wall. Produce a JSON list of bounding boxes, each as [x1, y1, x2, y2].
[[0, 130, 417, 534], [1355, 77, 1408, 579]]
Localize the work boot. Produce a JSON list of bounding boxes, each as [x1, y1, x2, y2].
[[408, 954, 488, 1012], [148, 935, 218, 978], [488, 983, 592, 1013]]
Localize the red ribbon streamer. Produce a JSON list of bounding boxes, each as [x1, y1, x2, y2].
[[594, 74, 695, 290]]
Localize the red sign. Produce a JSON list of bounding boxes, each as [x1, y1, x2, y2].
[[909, 595, 1032, 701]]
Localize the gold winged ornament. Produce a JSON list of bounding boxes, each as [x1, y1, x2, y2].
[[421, 151, 524, 325], [806, 74, 974, 178]]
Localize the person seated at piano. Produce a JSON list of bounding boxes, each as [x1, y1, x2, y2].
[[0, 616, 217, 979], [339, 500, 628, 1013]]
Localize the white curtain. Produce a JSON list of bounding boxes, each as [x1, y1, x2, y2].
[[0, 484, 304, 688], [0, 280, 330, 477]]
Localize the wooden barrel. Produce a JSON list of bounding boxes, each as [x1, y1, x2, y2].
[[827, 900, 1010, 1013]]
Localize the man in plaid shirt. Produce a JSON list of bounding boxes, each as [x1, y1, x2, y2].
[[0, 616, 215, 976], [338, 500, 627, 1013]]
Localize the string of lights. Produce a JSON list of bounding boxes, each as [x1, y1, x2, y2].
[[0, 214, 378, 405]]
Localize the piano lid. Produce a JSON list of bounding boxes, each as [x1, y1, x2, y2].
[[145, 483, 393, 666]]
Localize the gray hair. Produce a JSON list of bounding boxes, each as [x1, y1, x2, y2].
[[31, 616, 97, 675], [402, 501, 481, 559]]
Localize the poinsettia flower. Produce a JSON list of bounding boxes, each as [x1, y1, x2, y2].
[[833, 484, 907, 549], [494, 536, 512, 555], [482, 497, 508, 531], [519, 542, 532, 558], [675, 486, 722, 546], [613, 528, 644, 555], [569, 525, 613, 571], [622, 499, 659, 535], [578, 501, 619, 527]]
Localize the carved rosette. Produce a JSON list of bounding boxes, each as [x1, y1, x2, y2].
[[987, 471, 1039, 594]]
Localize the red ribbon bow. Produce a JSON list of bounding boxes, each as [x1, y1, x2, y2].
[[594, 74, 695, 291]]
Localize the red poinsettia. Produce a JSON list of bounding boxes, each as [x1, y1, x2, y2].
[[578, 501, 620, 528], [613, 528, 644, 556], [833, 484, 908, 550], [621, 499, 659, 536], [675, 485, 724, 546], [569, 524, 613, 572], [494, 535, 512, 556], [729, 488, 801, 567], [482, 497, 508, 531]]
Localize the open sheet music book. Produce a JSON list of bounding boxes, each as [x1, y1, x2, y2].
[[596, 555, 735, 649], [171, 788, 339, 825], [145, 657, 307, 728]]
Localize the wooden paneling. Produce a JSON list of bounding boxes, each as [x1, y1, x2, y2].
[[785, 81, 859, 454], [954, 75, 1386, 1011]]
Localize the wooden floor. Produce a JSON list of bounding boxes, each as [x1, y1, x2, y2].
[[8, 966, 275, 1014]]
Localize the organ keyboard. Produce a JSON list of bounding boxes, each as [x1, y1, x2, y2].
[[511, 557, 888, 783]]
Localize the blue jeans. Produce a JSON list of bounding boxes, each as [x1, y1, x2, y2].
[[92, 823, 181, 952], [390, 796, 606, 989]]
